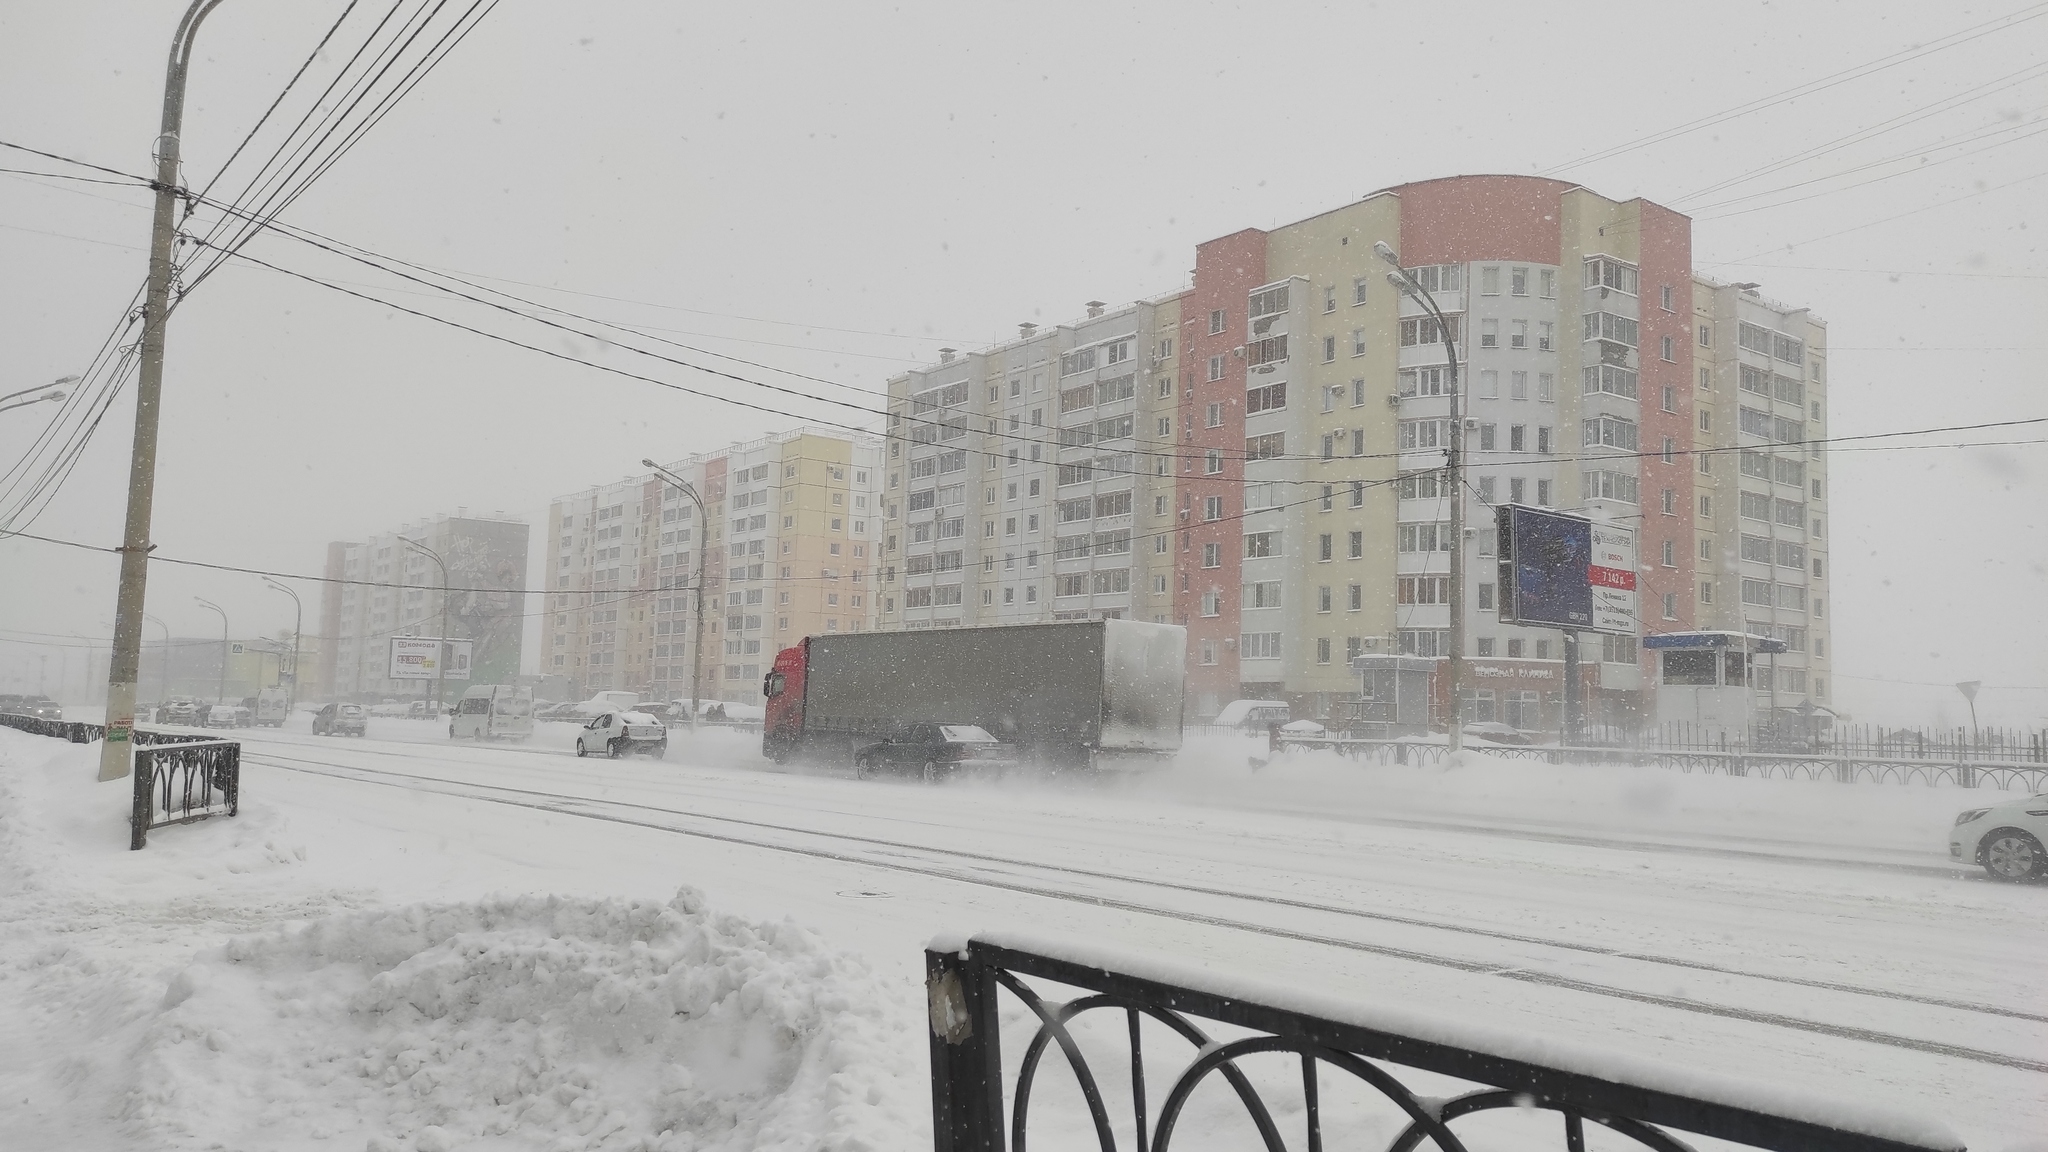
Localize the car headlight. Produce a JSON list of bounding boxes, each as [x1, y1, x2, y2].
[[1954, 808, 1993, 826]]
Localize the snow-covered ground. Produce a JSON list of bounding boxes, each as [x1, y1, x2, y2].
[[0, 719, 2041, 1150]]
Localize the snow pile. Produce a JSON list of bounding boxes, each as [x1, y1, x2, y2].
[[127, 890, 914, 1151]]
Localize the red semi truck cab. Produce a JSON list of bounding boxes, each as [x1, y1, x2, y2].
[[761, 640, 808, 760]]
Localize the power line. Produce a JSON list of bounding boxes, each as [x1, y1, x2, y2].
[[189, 0, 368, 207], [1537, 2, 2048, 176], [1702, 165, 2048, 268]]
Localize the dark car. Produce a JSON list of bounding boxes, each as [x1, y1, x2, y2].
[[312, 702, 368, 737], [21, 695, 63, 721], [0, 694, 23, 714], [853, 724, 1012, 782]]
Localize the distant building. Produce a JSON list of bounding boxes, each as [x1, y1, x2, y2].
[[318, 511, 530, 701], [873, 301, 1182, 636], [544, 428, 883, 705]]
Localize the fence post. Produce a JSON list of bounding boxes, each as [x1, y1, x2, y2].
[[927, 946, 1006, 1152], [129, 746, 151, 851]]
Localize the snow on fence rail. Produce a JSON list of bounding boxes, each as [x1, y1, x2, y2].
[[0, 714, 239, 849], [1267, 734, 2048, 792], [926, 933, 1965, 1152]]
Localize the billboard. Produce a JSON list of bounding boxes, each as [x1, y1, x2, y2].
[[388, 636, 472, 681], [1588, 520, 1638, 636], [1496, 505, 1636, 637]]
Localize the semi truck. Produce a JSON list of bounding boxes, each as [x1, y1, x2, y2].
[[762, 619, 1185, 768]]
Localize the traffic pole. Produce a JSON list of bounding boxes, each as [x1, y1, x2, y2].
[[99, 0, 229, 782]]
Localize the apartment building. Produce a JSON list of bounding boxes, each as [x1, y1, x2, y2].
[[320, 511, 529, 701], [544, 428, 883, 705], [1691, 277, 1833, 707], [874, 300, 1181, 633], [864, 174, 1832, 727]]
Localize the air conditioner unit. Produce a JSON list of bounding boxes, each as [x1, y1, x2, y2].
[[1232, 346, 1246, 358], [1385, 393, 1401, 408]]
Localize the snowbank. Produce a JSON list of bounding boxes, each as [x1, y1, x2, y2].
[[0, 728, 921, 1151], [135, 891, 912, 1151]]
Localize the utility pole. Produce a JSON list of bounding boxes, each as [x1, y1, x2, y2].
[[644, 459, 706, 730], [144, 613, 170, 709], [99, 0, 231, 783], [398, 535, 450, 720], [1377, 242, 1466, 755], [195, 597, 227, 703], [264, 578, 301, 711]]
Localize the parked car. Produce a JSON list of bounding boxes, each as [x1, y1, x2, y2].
[[1463, 722, 1537, 746], [160, 697, 201, 725], [0, 694, 23, 714], [204, 703, 250, 729], [312, 702, 368, 737], [1212, 699, 1290, 732], [1951, 794, 2048, 882], [853, 724, 1012, 782], [574, 711, 667, 759]]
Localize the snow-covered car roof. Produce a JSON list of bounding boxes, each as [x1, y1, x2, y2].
[[1212, 699, 1289, 726]]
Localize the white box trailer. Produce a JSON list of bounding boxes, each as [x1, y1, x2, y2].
[[762, 619, 1185, 768]]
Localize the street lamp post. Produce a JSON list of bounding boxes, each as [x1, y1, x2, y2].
[[194, 597, 228, 704], [0, 375, 76, 416], [397, 535, 451, 719], [143, 613, 170, 712], [264, 578, 302, 712], [99, 0, 233, 783], [1376, 241, 1466, 755], [644, 459, 706, 731]]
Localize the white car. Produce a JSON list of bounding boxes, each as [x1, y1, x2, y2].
[[1950, 794, 2048, 882], [575, 711, 667, 759]]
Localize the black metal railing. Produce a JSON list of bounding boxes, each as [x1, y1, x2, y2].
[[927, 937, 1963, 1152], [130, 738, 239, 850], [1, 713, 239, 849], [1265, 732, 2048, 792]]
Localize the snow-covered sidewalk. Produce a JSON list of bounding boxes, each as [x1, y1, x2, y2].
[[0, 730, 922, 1151]]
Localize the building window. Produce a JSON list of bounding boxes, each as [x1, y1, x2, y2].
[[1539, 269, 1556, 298], [1202, 542, 1221, 568], [1322, 335, 1337, 363], [1348, 531, 1363, 559], [1348, 583, 1362, 610], [1511, 267, 1528, 296], [1353, 277, 1369, 306], [1207, 355, 1225, 382], [1476, 638, 1495, 657], [1351, 329, 1366, 357], [1480, 266, 1500, 295], [1199, 639, 1217, 665], [1480, 319, 1498, 349], [1662, 591, 1678, 620], [1323, 285, 1336, 313], [1661, 284, 1675, 311], [1316, 637, 1332, 665], [1511, 320, 1528, 350], [1477, 582, 1494, 610], [1209, 309, 1227, 335]]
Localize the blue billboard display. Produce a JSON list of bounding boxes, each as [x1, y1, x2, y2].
[[1497, 505, 1593, 630]]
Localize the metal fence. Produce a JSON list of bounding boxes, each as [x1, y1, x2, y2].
[[928, 937, 1961, 1152], [0, 713, 240, 849], [1267, 733, 2048, 792]]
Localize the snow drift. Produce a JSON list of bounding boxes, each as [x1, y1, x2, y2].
[[126, 889, 912, 1151]]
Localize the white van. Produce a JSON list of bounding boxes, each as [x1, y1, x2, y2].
[[449, 684, 535, 741], [255, 688, 291, 728]]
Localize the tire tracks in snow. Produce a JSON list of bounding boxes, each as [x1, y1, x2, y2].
[[247, 750, 2048, 1074]]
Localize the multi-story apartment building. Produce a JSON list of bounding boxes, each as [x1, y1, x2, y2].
[[320, 511, 529, 701], [874, 300, 1182, 633], [1691, 277, 1833, 707], [544, 428, 882, 705], [867, 174, 1832, 727]]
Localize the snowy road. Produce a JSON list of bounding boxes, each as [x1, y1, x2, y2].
[[4, 720, 2042, 1149]]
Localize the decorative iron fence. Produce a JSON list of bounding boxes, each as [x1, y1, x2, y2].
[[927, 936, 1962, 1152], [130, 738, 239, 850], [0, 713, 240, 849], [1266, 733, 2048, 792]]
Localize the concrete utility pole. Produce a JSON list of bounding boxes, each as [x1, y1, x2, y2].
[[99, 0, 231, 782], [644, 459, 706, 731], [264, 578, 301, 711], [398, 535, 450, 719], [144, 613, 170, 707], [195, 597, 228, 703], [1377, 242, 1466, 755]]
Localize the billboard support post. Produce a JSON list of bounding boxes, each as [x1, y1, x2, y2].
[[1562, 628, 1582, 744]]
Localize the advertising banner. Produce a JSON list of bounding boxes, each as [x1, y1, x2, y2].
[[1588, 521, 1639, 637], [387, 636, 472, 681], [1496, 505, 1637, 637], [1497, 505, 1592, 630]]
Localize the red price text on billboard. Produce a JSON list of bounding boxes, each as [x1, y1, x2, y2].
[[1588, 565, 1635, 591]]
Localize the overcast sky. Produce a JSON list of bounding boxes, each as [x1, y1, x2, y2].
[[1, 0, 2042, 725]]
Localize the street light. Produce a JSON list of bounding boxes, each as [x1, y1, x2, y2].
[[0, 374, 75, 416], [396, 535, 451, 719], [1376, 240, 1467, 755], [1956, 681, 1982, 756], [144, 613, 170, 712], [264, 578, 301, 712], [643, 458, 707, 731], [193, 597, 228, 704]]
